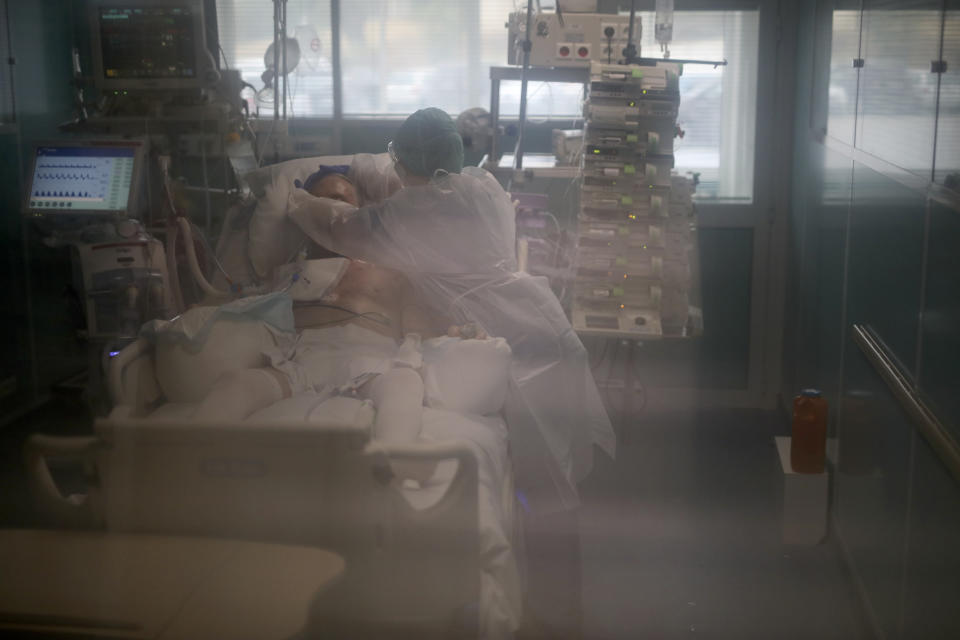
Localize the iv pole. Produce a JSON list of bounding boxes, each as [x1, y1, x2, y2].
[[513, 0, 535, 170]]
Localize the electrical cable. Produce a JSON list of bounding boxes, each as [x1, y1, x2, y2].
[[292, 301, 392, 328], [187, 219, 235, 285], [219, 44, 231, 70], [589, 337, 610, 372], [256, 117, 279, 167], [601, 339, 621, 420], [631, 346, 648, 412]]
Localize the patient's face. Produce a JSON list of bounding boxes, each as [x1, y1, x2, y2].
[[308, 174, 359, 205]]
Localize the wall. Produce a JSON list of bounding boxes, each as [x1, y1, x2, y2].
[[785, 1, 960, 637], [1, 0, 80, 421]]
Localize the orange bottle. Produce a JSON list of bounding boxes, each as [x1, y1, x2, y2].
[[791, 389, 828, 473]]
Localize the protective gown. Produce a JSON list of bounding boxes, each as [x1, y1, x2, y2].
[[287, 164, 615, 513]]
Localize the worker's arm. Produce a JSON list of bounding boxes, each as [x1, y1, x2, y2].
[[287, 190, 396, 264]]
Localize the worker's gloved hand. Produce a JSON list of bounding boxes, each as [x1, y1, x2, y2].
[[447, 322, 487, 340]]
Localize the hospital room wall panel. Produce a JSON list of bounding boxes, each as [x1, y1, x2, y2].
[[845, 161, 926, 372], [1, 0, 81, 419], [781, 0, 823, 405], [826, 1, 862, 148], [785, 2, 960, 635], [0, 133, 31, 418], [811, 148, 854, 431], [855, 0, 942, 178], [933, 2, 960, 187], [835, 342, 914, 639], [692, 227, 753, 390], [899, 431, 960, 638], [919, 201, 960, 439]]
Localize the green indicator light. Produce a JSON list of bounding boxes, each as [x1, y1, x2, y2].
[[627, 100, 636, 107], [593, 148, 600, 154]]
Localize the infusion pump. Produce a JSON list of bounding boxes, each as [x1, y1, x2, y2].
[[507, 11, 640, 68]]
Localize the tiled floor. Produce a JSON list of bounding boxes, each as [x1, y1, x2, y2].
[[576, 408, 871, 639]]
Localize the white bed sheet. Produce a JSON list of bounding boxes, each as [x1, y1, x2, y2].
[[414, 408, 521, 639]]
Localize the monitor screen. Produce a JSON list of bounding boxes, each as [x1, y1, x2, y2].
[[28, 145, 138, 214], [92, 2, 206, 90]]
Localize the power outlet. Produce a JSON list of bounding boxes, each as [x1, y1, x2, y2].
[[600, 22, 619, 38]]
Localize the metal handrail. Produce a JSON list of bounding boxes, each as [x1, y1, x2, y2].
[[852, 324, 960, 484]]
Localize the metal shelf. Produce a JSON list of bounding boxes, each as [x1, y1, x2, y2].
[[481, 153, 579, 180]]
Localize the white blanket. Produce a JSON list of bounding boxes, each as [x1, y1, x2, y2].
[[144, 397, 521, 638], [414, 408, 522, 639]]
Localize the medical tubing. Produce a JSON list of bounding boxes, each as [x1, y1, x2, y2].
[[214, 201, 238, 258], [292, 300, 392, 327], [176, 217, 231, 298], [187, 218, 235, 285], [200, 116, 212, 233], [446, 270, 517, 316], [165, 221, 186, 313]]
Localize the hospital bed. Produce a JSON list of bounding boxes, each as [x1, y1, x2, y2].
[[26, 338, 521, 637], [23, 154, 524, 638]]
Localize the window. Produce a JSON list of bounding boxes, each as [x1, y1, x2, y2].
[[340, 0, 516, 116], [216, 3, 758, 199], [217, 0, 333, 117], [498, 9, 759, 200], [641, 10, 759, 201]]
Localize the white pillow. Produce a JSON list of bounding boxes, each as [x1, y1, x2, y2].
[[421, 337, 512, 416]]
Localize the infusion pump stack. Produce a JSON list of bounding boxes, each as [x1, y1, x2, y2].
[[24, 140, 170, 357]]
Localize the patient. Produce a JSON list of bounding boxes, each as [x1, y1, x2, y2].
[[297, 164, 357, 204], [190, 165, 460, 453], [190, 258, 453, 450]]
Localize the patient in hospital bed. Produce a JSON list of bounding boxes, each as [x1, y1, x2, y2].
[[189, 166, 454, 429], [189, 255, 457, 438], [143, 161, 520, 636]]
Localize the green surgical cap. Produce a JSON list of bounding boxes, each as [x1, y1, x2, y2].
[[394, 107, 464, 177]]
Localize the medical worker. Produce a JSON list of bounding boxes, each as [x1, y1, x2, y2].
[[287, 107, 615, 514]]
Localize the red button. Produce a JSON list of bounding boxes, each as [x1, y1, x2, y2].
[[578, 46, 589, 57], [559, 46, 570, 57]]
